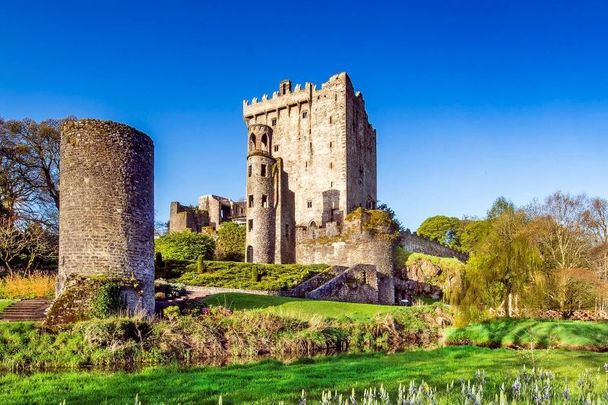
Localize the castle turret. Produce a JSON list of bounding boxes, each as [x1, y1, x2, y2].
[[245, 124, 276, 263]]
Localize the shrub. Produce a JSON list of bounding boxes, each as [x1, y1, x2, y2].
[[215, 222, 246, 261], [196, 255, 205, 273], [154, 231, 215, 262], [89, 281, 122, 318], [176, 261, 328, 291], [0, 273, 55, 299]]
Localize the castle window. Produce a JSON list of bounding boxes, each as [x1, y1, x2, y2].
[[274, 145, 279, 152], [262, 195, 268, 208], [261, 164, 267, 177], [307, 200, 312, 208], [330, 181, 333, 188], [329, 162, 333, 169], [248, 165, 252, 177], [271, 118, 277, 126], [248, 195, 254, 208], [302, 111, 308, 119], [329, 116, 332, 124], [261, 134, 268, 149], [248, 219, 253, 231], [309, 142, 313, 152], [329, 141, 333, 150]]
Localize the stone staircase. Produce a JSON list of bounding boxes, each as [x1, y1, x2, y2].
[[0, 299, 51, 322]]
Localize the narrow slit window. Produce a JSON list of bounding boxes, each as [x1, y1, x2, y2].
[[271, 118, 277, 126], [248, 219, 253, 231], [274, 145, 279, 152], [248, 195, 254, 208], [248, 165, 252, 177], [261, 164, 267, 177], [307, 200, 312, 208], [262, 195, 268, 208], [302, 111, 308, 119]]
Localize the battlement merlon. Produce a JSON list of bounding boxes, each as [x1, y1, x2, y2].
[[242, 72, 356, 118]]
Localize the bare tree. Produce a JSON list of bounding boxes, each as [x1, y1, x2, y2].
[[534, 192, 591, 270]]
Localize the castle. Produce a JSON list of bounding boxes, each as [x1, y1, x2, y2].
[[171, 73, 398, 304], [244, 72, 377, 263]]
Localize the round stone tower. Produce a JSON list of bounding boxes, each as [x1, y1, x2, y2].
[[57, 119, 155, 315], [245, 123, 276, 263]]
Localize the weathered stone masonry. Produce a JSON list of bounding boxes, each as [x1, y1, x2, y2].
[[57, 119, 155, 315]]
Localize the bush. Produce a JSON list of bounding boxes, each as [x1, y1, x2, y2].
[[176, 261, 328, 291], [215, 222, 246, 261], [0, 273, 55, 299], [155, 231, 215, 262]]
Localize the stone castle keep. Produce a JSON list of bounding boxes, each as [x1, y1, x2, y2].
[[243, 72, 377, 264]]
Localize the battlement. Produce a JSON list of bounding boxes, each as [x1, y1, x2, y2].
[[242, 72, 355, 117]]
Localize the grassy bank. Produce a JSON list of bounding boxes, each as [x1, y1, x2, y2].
[[174, 261, 328, 291], [0, 299, 15, 313], [1, 347, 607, 404], [444, 318, 608, 351], [203, 293, 413, 322], [0, 303, 446, 371]]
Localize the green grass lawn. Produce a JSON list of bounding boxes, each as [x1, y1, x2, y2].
[[0, 346, 607, 404], [0, 299, 15, 313], [445, 318, 608, 351], [203, 292, 416, 322]]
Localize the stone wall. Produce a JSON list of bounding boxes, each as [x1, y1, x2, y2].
[[168, 202, 209, 233], [305, 264, 391, 304], [58, 119, 155, 315], [401, 230, 468, 262], [295, 212, 397, 304]]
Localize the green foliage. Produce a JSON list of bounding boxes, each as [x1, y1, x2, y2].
[[196, 255, 205, 272], [487, 196, 515, 219], [162, 305, 181, 320], [154, 231, 215, 261], [176, 261, 328, 291], [444, 318, 608, 350], [215, 222, 246, 261], [456, 209, 543, 323], [0, 299, 15, 313], [89, 281, 122, 318], [417, 216, 461, 245]]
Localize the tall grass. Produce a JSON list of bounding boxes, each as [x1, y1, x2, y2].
[[0, 273, 55, 299]]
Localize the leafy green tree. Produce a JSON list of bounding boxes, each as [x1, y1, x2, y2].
[[417, 215, 461, 248], [154, 231, 215, 262], [486, 196, 515, 220], [457, 209, 542, 321], [215, 222, 246, 261]]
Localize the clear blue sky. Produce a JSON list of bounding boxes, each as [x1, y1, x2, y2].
[[1, 0, 607, 229]]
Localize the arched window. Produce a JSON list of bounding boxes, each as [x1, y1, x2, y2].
[[249, 134, 256, 150], [261, 133, 268, 150]]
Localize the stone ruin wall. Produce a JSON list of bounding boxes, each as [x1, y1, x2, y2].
[[401, 230, 469, 262], [58, 119, 155, 315], [295, 214, 396, 304]]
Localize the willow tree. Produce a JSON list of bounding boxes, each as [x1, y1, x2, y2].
[[457, 208, 542, 321]]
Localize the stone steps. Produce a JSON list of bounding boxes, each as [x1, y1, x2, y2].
[[0, 299, 51, 322]]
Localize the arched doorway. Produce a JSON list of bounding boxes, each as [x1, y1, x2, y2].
[[246, 245, 253, 263]]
